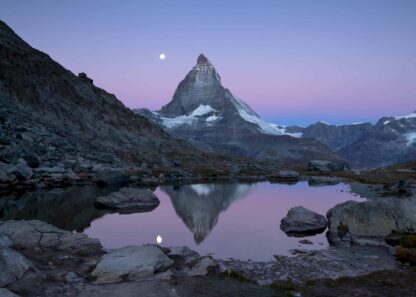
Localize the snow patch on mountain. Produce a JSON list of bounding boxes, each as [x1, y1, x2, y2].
[[231, 97, 284, 135], [206, 114, 220, 122], [160, 104, 216, 128], [404, 132, 416, 146], [395, 112, 416, 120], [269, 124, 303, 138]]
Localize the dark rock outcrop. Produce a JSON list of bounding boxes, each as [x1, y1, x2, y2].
[[280, 206, 327, 236]]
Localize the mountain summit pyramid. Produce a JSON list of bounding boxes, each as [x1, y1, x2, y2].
[[138, 54, 339, 163]]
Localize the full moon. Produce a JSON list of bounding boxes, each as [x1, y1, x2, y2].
[[159, 53, 166, 60], [156, 235, 162, 244]]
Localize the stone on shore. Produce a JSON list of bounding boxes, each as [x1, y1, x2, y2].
[[0, 288, 21, 297], [91, 245, 174, 284], [0, 247, 33, 287], [95, 187, 160, 213], [280, 206, 327, 236], [188, 256, 218, 276], [0, 220, 102, 255]]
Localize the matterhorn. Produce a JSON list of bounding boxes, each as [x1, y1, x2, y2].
[[137, 54, 337, 162]]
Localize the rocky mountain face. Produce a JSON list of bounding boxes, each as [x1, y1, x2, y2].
[[136, 54, 338, 163], [285, 114, 416, 168], [0, 20, 245, 184]]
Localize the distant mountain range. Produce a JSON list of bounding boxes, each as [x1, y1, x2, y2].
[[136, 54, 415, 168], [136, 54, 339, 164], [280, 112, 416, 168]]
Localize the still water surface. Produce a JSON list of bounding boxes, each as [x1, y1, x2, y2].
[[0, 181, 362, 260], [82, 181, 362, 260]]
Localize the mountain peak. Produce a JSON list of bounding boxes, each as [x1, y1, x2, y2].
[[197, 53, 209, 65]]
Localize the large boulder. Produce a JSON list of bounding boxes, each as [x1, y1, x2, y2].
[[95, 187, 160, 213], [0, 220, 102, 255], [280, 206, 328, 236], [91, 245, 174, 284], [0, 247, 33, 287], [327, 198, 416, 246], [308, 160, 350, 172]]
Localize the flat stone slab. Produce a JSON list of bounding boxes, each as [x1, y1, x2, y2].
[[218, 246, 398, 284], [95, 187, 160, 213], [91, 245, 174, 284], [0, 220, 102, 255]]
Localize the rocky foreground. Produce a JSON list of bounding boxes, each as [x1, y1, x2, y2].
[[0, 218, 414, 297]]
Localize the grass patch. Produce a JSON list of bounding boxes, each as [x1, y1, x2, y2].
[[395, 246, 416, 265], [219, 270, 254, 283], [399, 235, 416, 249], [271, 278, 300, 296]]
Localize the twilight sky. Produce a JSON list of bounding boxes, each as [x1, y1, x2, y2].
[[1, 0, 415, 125]]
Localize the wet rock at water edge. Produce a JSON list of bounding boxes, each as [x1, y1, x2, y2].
[[308, 160, 350, 172], [92, 166, 131, 185], [91, 245, 174, 284], [95, 187, 160, 213], [280, 206, 328, 236], [277, 170, 300, 179], [326, 198, 416, 247], [307, 176, 340, 187]]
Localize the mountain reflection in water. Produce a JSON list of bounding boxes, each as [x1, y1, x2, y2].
[[161, 184, 252, 243]]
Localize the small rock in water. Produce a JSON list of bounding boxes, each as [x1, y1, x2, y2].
[[95, 187, 160, 213], [299, 239, 313, 245], [280, 206, 327, 236]]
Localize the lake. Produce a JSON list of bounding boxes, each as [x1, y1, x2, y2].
[[0, 181, 363, 261], [83, 181, 362, 260]]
